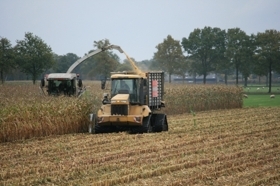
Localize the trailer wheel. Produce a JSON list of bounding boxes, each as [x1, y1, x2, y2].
[[162, 115, 168, 131], [152, 114, 168, 132]]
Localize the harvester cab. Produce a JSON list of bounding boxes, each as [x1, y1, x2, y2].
[[40, 73, 84, 97]]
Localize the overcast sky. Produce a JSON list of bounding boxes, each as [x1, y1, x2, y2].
[[1, 0, 280, 61]]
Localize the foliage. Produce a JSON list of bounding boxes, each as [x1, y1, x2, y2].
[[239, 34, 256, 87], [182, 27, 226, 84], [53, 53, 80, 73], [15, 32, 54, 84], [255, 29, 280, 93], [1, 28, 280, 84], [81, 39, 120, 80], [225, 28, 250, 85], [154, 35, 185, 83], [115, 58, 152, 73], [141, 59, 162, 71], [0, 37, 15, 84], [116, 61, 132, 71]]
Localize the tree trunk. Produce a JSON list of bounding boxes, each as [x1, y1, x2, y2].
[[182, 74, 185, 84], [268, 61, 272, 93], [203, 74, 206, 84], [0, 70, 4, 84], [225, 72, 228, 85], [235, 67, 239, 85], [32, 74, 36, 85], [266, 73, 269, 87], [244, 76, 248, 87], [169, 73, 171, 83]]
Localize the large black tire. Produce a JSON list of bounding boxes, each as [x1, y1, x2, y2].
[[129, 115, 152, 134], [162, 115, 168, 131], [95, 122, 117, 134], [145, 115, 153, 133], [151, 114, 168, 132]]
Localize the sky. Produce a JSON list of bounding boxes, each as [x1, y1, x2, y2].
[[1, 0, 280, 62]]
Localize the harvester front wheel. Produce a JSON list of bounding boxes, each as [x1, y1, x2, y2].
[[95, 123, 117, 134], [129, 115, 152, 134]]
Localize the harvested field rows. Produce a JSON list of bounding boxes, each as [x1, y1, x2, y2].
[[0, 107, 279, 185]]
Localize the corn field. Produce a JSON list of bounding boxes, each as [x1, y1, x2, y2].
[[164, 84, 243, 114], [0, 82, 98, 142], [0, 81, 243, 142]]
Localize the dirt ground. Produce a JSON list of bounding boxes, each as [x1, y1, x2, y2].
[[0, 107, 279, 185]]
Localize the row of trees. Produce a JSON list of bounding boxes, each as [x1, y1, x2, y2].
[[154, 28, 280, 93], [1, 27, 280, 92], [0, 33, 54, 84]]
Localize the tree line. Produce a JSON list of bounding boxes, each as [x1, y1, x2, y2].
[[154, 27, 280, 94], [1, 27, 280, 92]]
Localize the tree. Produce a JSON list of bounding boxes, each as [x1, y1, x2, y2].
[[116, 61, 132, 71], [182, 27, 225, 84], [84, 39, 120, 80], [15, 32, 54, 84], [0, 37, 15, 84], [252, 55, 268, 84], [145, 59, 164, 71], [211, 30, 233, 85], [239, 34, 256, 87], [225, 28, 249, 85], [174, 57, 189, 83], [154, 35, 185, 83], [185, 57, 199, 83], [255, 29, 280, 93], [54, 53, 80, 73], [215, 55, 234, 85]]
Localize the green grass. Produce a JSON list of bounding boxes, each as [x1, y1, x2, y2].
[[243, 86, 280, 94], [243, 94, 280, 107]]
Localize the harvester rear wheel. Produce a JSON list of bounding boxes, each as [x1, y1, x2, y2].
[[162, 116, 168, 131], [152, 114, 168, 132], [144, 115, 153, 133]]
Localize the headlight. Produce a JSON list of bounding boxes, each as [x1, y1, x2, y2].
[[97, 117, 103, 123], [134, 117, 141, 123]]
